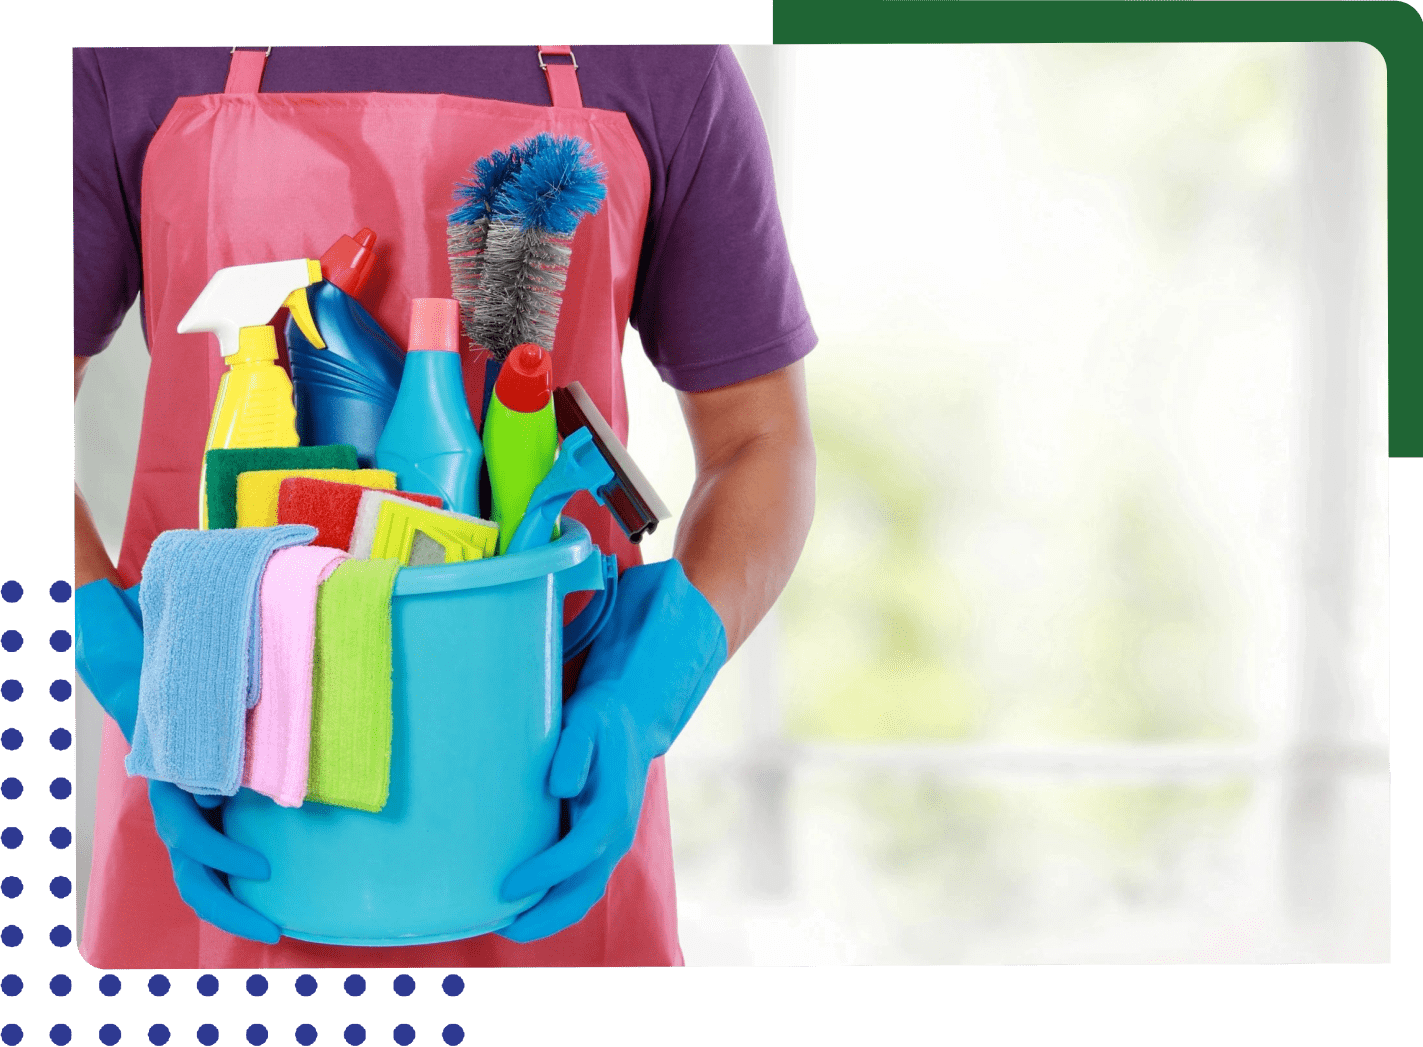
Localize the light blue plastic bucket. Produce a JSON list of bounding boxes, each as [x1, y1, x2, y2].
[[223, 518, 617, 946]]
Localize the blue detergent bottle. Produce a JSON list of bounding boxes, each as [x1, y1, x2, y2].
[[286, 229, 404, 467], [376, 298, 483, 514]]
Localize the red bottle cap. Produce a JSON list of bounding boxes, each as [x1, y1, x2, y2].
[[495, 343, 553, 412], [319, 228, 378, 298], [408, 298, 460, 353]]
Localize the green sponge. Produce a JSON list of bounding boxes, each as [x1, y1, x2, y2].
[[204, 445, 358, 530]]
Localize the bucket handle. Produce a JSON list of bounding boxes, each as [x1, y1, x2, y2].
[[562, 552, 620, 660]]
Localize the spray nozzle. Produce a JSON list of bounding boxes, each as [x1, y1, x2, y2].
[[178, 258, 326, 358]]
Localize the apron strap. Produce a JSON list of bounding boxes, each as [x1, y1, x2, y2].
[[224, 48, 270, 94], [539, 46, 584, 109]]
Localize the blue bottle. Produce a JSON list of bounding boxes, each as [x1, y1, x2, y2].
[[286, 229, 404, 467], [376, 298, 483, 514]]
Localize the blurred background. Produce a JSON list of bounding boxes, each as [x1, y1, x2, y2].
[[75, 43, 1389, 963]]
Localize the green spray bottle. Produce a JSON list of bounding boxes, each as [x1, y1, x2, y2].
[[482, 342, 558, 553]]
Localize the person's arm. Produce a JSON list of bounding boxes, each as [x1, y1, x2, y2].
[[673, 359, 815, 658], [75, 356, 123, 589]]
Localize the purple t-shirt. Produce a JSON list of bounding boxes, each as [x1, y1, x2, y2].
[[73, 45, 815, 393]]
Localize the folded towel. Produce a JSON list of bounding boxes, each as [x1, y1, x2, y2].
[[241, 545, 349, 807], [236, 469, 396, 528], [127, 524, 317, 796], [349, 491, 498, 564], [205, 445, 358, 530], [277, 478, 442, 551], [306, 557, 402, 812]]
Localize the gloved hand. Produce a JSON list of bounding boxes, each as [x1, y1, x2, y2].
[[75, 579, 280, 944], [498, 558, 727, 942]]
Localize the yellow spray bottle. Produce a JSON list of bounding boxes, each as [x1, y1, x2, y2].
[[178, 258, 326, 527]]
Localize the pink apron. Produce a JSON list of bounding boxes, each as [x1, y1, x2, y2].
[[82, 47, 680, 968]]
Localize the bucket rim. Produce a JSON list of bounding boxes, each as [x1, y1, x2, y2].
[[390, 518, 595, 596]]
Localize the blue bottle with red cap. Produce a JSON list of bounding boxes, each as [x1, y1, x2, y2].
[[286, 229, 405, 467]]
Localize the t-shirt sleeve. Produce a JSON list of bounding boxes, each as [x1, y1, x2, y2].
[[74, 48, 141, 357], [632, 46, 816, 393]]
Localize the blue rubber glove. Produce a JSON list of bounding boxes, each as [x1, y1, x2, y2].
[[498, 558, 727, 942], [74, 579, 280, 944]]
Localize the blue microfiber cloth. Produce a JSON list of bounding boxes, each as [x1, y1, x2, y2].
[[126, 524, 318, 796]]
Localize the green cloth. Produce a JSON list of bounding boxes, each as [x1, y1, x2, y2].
[[205, 445, 357, 530], [306, 557, 401, 813]]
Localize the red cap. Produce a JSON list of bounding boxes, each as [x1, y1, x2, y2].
[[319, 228, 378, 298], [408, 298, 460, 353], [495, 343, 553, 412]]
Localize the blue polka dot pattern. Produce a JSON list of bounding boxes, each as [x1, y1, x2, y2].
[[49, 681, 69, 702], [50, 828, 72, 850], [1, 582, 21, 603], [49, 730, 70, 751], [294, 1027, 316, 1047], [1, 828, 21, 849], [49, 877, 70, 899], [0, 975, 19, 996], [50, 779, 71, 800], [99, 1026, 121, 1046], [48, 975, 70, 996], [440, 1027, 463, 1046], [1, 730, 20, 751], [197, 975, 219, 997], [1, 632, 21, 653], [1, 877, 19, 898], [295, 974, 317, 996], [392, 975, 414, 997], [147, 1026, 169, 1046], [246, 974, 268, 997], [1, 779, 21, 800], [99, 974, 121, 996], [440, 975, 462, 997], [1, 681, 18, 701], [50, 582, 72, 603], [196, 1026, 219, 1046], [343, 1027, 364, 1046], [148, 975, 170, 996], [393, 1027, 414, 1046], [245, 1026, 267, 1046], [2, 1022, 22, 1045], [48, 1028, 70, 1046], [48, 926, 71, 947], [48, 632, 71, 653], [343, 975, 365, 997], [0, 926, 20, 947]]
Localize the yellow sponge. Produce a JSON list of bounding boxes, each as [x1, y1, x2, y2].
[[236, 469, 396, 528]]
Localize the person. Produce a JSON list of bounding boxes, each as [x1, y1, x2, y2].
[[72, 45, 816, 968]]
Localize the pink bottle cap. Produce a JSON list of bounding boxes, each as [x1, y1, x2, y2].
[[408, 298, 460, 352]]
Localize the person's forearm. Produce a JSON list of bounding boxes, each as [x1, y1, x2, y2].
[[673, 370, 816, 659], [76, 487, 121, 589]]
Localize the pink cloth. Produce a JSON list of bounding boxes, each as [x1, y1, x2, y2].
[[242, 545, 348, 806]]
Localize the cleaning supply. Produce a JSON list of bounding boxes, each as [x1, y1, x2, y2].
[[506, 427, 614, 555], [483, 342, 559, 553], [553, 381, 671, 543], [179, 258, 326, 528], [366, 500, 499, 566], [205, 445, 359, 530], [75, 579, 145, 743], [306, 557, 402, 813], [243, 545, 348, 808], [375, 298, 483, 514], [287, 229, 406, 468], [235, 468, 396, 528], [125, 524, 318, 797], [346, 489, 495, 561], [277, 477, 442, 551]]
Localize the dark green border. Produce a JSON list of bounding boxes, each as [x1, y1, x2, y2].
[[0, 0, 1400, 1041]]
